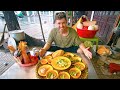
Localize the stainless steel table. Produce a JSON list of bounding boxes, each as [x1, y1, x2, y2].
[[0, 51, 98, 79]]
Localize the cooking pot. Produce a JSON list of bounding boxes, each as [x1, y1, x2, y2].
[[9, 30, 25, 42]]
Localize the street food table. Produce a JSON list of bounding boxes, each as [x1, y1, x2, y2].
[[0, 51, 98, 79]]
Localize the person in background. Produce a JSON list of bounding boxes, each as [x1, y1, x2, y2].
[[39, 12, 92, 59]]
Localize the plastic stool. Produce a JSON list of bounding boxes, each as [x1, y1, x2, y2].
[[79, 37, 99, 51]]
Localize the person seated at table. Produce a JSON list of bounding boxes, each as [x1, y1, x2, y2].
[[39, 12, 92, 59]]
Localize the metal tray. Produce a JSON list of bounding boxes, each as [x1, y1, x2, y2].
[[36, 52, 88, 79]]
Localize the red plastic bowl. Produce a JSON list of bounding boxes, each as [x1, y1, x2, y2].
[[77, 27, 98, 38], [14, 56, 38, 67]]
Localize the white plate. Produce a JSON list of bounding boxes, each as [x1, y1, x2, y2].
[[8, 37, 17, 50]]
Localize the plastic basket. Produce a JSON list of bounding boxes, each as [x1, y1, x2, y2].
[[77, 27, 98, 38], [13, 56, 38, 67]]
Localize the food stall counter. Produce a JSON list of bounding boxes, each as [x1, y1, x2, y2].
[[0, 51, 98, 79]]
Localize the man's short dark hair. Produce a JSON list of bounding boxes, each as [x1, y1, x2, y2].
[[54, 12, 67, 23]]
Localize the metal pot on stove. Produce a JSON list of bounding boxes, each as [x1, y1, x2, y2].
[[9, 30, 25, 42]]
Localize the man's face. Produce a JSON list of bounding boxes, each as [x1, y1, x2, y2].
[[55, 18, 67, 31]]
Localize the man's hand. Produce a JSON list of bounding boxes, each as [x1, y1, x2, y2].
[[83, 47, 92, 59], [39, 43, 51, 57], [77, 47, 92, 60], [79, 43, 92, 60], [39, 48, 46, 57]]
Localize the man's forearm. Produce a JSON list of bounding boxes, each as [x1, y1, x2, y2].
[[79, 43, 86, 52], [42, 43, 51, 51], [78, 43, 92, 59]]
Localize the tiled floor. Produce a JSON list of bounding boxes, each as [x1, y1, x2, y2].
[[0, 47, 15, 75]]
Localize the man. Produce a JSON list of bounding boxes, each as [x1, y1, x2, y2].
[[39, 12, 92, 59]]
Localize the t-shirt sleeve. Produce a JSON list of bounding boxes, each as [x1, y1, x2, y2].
[[74, 31, 82, 46], [47, 29, 54, 44]]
